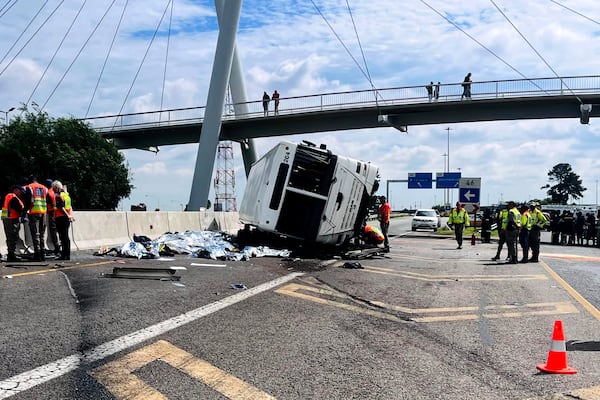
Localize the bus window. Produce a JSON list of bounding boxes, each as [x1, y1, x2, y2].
[[288, 145, 335, 195]]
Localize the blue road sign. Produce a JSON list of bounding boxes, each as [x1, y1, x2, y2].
[[407, 172, 432, 189], [459, 187, 480, 203], [435, 172, 461, 189]]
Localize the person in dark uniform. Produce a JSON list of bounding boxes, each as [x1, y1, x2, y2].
[[262, 91, 270, 116], [480, 208, 493, 243]]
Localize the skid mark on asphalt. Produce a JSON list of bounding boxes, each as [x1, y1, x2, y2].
[[275, 283, 578, 323], [361, 265, 547, 281], [90, 340, 276, 400]]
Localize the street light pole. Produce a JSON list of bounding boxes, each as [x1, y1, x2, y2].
[[1, 107, 15, 125]]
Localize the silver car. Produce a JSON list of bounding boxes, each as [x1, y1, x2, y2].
[[411, 209, 441, 232]]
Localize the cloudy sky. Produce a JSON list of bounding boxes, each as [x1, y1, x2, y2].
[[1, 0, 600, 211]]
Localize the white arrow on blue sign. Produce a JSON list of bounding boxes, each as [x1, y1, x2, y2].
[[459, 188, 480, 203]]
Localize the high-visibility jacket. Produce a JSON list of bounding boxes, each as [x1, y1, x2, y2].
[[520, 210, 532, 230], [47, 188, 56, 212], [54, 191, 72, 218], [449, 208, 469, 226], [530, 207, 547, 230], [498, 209, 508, 230], [28, 182, 48, 215], [364, 225, 384, 244], [378, 202, 391, 224], [2, 193, 24, 219], [504, 207, 521, 230]]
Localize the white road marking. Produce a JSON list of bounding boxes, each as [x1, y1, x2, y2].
[[0, 272, 303, 399]]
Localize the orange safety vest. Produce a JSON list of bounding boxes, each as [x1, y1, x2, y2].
[[378, 202, 391, 224], [54, 191, 73, 218], [28, 182, 48, 214], [364, 225, 385, 243], [2, 193, 24, 219], [47, 188, 56, 212]]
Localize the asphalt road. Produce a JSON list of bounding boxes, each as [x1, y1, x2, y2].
[[1, 218, 599, 400]]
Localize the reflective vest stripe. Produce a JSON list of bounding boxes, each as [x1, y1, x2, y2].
[[28, 182, 48, 214], [2, 193, 23, 219]]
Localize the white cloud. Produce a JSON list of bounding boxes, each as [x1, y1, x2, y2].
[[2, 0, 600, 211]]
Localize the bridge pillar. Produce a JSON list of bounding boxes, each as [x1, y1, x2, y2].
[[187, 0, 243, 211]]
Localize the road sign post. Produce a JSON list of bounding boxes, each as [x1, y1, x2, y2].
[[459, 177, 481, 213]]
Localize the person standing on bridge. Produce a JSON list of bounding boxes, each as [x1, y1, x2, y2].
[[262, 91, 270, 117], [434, 82, 440, 101], [461, 72, 472, 100], [272, 90, 280, 115], [448, 202, 469, 249], [426, 82, 434, 102], [377, 196, 391, 252]]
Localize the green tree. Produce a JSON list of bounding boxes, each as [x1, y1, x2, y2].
[[0, 105, 132, 210], [541, 163, 586, 204]]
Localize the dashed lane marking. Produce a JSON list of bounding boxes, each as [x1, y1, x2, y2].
[[361, 265, 548, 281], [275, 283, 578, 323], [0, 272, 303, 399], [90, 340, 276, 400]]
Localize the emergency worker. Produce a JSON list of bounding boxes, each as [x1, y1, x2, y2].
[[363, 225, 385, 245], [518, 204, 532, 263], [377, 196, 391, 252], [505, 201, 521, 264], [492, 206, 508, 261], [448, 202, 469, 249], [45, 179, 60, 256], [480, 208, 493, 243], [2, 186, 26, 262], [53, 181, 74, 260], [528, 203, 547, 262], [26, 176, 48, 261]]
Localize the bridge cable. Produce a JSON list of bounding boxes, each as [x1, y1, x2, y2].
[[490, 0, 582, 104], [310, 0, 383, 103], [159, 0, 174, 122], [0, 0, 56, 77], [85, 0, 130, 118], [113, 0, 172, 127], [40, 0, 119, 111], [549, 0, 600, 27], [27, 0, 88, 108], [344, 0, 381, 108], [0, 0, 18, 19], [419, 0, 547, 94]]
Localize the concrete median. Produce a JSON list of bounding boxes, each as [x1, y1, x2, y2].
[[0, 211, 241, 256]]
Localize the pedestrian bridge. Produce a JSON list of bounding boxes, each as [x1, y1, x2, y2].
[[83, 75, 600, 150]]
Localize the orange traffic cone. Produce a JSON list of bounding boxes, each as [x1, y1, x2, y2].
[[536, 320, 577, 374]]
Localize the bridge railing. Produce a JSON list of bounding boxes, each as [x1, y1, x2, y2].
[[84, 75, 600, 132]]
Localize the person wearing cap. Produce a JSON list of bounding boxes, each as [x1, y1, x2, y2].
[[492, 206, 509, 261], [45, 178, 60, 257], [448, 201, 469, 249], [2, 185, 26, 262], [505, 201, 521, 264], [528, 203, 547, 262]]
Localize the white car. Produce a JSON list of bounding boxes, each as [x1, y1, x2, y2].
[[411, 209, 441, 232]]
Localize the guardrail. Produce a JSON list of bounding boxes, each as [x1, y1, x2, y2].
[[82, 75, 600, 132]]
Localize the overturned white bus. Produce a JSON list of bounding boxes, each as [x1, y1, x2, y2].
[[238, 141, 379, 247]]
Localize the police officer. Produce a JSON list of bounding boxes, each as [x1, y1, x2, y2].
[[518, 204, 532, 263], [492, 206, 509, 261], [528, 202, 548, 262], [448, 202, 469, 249], [505, 201, 521, 264], [2, 186, 26, 262]]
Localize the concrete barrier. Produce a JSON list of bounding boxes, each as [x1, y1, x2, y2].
[[0, 211, 241, 256]]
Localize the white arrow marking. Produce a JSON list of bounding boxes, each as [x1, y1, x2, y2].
[[464, 190, 475, 201]]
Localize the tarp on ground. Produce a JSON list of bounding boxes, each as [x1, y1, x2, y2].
[[105, 230, 290, 261]]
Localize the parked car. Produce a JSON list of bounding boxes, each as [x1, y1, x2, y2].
[[411, 209, 441, 232]]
